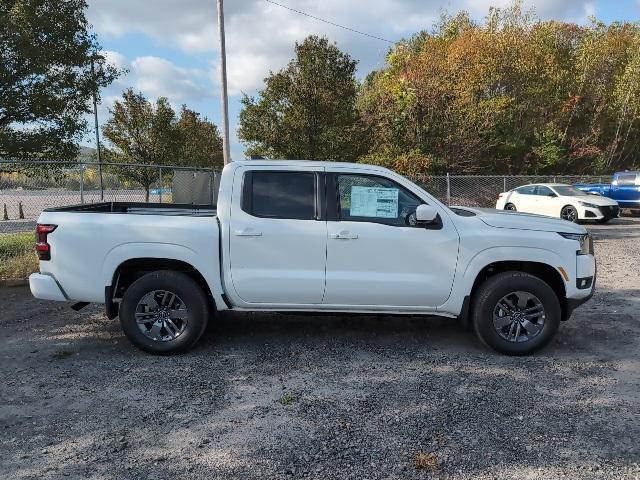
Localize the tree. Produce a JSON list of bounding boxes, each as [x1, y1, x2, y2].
[[102, 90, 181, 201], [177, 107, 224, 169], [0, 0, 119, 160], [358, 3, 640, 175], [102, 91, 224, 200], [239, 35, 365, 161]]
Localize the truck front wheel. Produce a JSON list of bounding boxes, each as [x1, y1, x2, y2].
[[472, 272, 561, 355], [119, 271, 210, 354]]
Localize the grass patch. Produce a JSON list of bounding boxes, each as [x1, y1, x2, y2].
[[414, 452, 439, 471], [0, 232, 37, 280], [279, 392, 296, 406], [51, 350, 73, 360], [0, 232, 33, 256]]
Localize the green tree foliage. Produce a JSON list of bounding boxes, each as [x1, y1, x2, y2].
[[358, 3, 640, 175], [177, 107, 224, 169], [0, 0, 119, 160], [239, 35, 365, 161], [102, 89, 223, 200]]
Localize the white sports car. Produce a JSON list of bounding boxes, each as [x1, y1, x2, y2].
[[496, 183, 620, 223]]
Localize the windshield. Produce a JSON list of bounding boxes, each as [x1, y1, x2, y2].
[[552, 185, 588, 197]]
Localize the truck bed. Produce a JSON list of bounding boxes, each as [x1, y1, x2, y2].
[[35, 201, 221, 304], [44, 202, 216, 217]]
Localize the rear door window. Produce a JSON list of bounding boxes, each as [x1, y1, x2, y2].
[[536, 186, 554, 196], [515, 185, 536, 195], [242, 171, 316, 220]]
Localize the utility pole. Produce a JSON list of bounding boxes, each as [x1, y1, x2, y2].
[[91, 56, 104, 200], [216, 0, 231, 165]]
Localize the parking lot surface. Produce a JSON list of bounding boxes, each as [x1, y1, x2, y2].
[[1, 218, 639, 479]]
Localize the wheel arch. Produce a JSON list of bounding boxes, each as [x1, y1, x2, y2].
[[106, 257, 216, 319], [469, 260, 568, 321]]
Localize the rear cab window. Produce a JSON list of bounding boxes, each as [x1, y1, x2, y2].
[[614, 173, 638, 186], [242, 171, 317, 220]]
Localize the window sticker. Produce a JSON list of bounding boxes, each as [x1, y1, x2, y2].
[[350, 186, 399, 218]]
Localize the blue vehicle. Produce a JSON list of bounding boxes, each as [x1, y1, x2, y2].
[[575, 171, 640, 212]]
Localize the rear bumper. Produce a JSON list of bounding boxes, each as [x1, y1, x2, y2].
[[29, 273, 67, 301], [617, 198, 640, 206]]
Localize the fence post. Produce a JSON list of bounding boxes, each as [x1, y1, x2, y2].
[[553, 176, 557, 183], [79, 163, 84, 204], [446, 173, 451, 205], [503, 176, 506, 192], [100, 166, 104, 201], [158, 166, 163, 203]]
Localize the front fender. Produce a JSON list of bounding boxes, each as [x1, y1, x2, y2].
[[438, 246, 565, 316]]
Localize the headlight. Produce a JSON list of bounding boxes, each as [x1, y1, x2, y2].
[[579, 201, 599, 209], [558, 232, 593, 255]]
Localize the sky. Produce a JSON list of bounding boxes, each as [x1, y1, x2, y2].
[[84, 0, 640, 161]]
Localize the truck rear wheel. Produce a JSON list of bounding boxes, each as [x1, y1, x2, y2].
[[472, 271, 561, 355], [119, 271, 210, 354]]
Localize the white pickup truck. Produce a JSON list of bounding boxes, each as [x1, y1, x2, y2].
[[29, 160, 596, 355]]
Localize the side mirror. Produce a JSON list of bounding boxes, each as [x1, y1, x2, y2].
[[415, 204, 438, 224]]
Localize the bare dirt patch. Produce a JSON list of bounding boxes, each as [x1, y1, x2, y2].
[[1, 219, 639, 479]]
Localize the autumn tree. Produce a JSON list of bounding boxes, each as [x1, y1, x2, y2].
[[239, 35, 365, 161], [0, 0, 119, 160], [358, 3, 640, 175]]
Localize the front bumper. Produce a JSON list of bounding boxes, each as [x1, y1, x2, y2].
[[582, 205, 619, 220], [565, 283, 595, 320], [564, 258, 596, 320], [29, 273, 67, 301]]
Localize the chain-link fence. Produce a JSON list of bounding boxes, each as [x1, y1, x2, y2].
[[0, 160, 218, 235], [416, 174, 611, 207]]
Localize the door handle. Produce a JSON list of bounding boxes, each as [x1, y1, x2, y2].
[[330, 231, 358, 240], [234, 229, 262, 237]]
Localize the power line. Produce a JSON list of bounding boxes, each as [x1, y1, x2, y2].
[[264, 0, 394, 44]]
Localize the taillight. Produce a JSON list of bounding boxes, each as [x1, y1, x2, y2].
[[497, 193, 505, 199], [35, 224, 57, 261]]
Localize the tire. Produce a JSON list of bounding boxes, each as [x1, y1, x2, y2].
[[504, 203, 517, 211], [119, 271, 210, 355], [472, 271, 561, 356], [560, 205, 578, 223]]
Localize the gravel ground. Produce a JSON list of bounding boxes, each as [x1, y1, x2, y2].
[[1, 219, 639, 480]]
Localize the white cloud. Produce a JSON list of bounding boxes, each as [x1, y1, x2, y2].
[[101, 52, 211, 105], [84, 52, 213, 148], [583, 2, 597, 19], [88, 0, 597, 96], [130, 56, 211, 102], [102, 50, 128, 70]]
